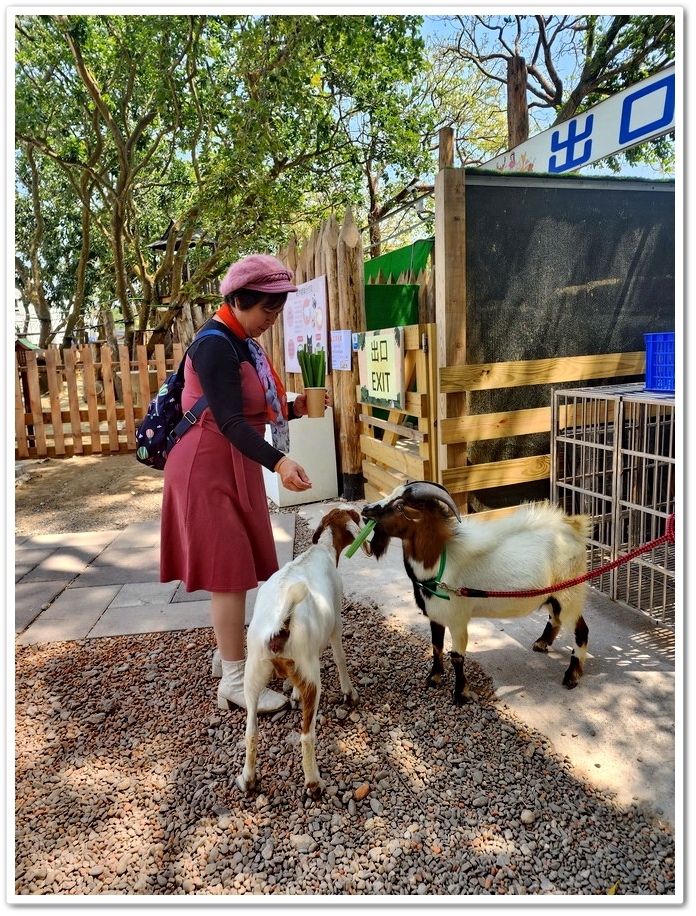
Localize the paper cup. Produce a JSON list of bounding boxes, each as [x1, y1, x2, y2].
[[304, 387, 326, 418]]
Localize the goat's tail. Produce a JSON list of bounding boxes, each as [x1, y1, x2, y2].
[[268, 581, 308, 654], [565, 514, 593, 540]]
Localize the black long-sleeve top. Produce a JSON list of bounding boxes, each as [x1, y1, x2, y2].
[[187, 319, 298, 472]]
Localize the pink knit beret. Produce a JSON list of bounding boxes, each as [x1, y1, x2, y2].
[[219, 254, 297, 297]]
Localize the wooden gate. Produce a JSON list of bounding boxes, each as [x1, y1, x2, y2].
[[359, 323, 439, 501]]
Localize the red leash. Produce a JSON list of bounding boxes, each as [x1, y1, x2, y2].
[[436, 514, 676, 600]]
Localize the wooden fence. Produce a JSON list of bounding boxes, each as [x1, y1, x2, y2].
[[271, 209, 367, 499], [14, 333, 647, 522], [15, 342, 183, 459]]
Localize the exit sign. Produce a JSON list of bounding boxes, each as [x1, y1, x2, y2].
[[356, 327, 406, 409]]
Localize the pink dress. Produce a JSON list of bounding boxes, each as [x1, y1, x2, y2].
[[160, 357, 279, 593]]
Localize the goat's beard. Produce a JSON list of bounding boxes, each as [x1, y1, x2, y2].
[[369, 528, 391, 560]]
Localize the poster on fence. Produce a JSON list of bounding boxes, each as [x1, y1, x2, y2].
[[356, 327, 405, 410], [330, 330, 352, 371], [283, 276, 328, 374]]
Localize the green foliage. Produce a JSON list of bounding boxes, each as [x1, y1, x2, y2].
[[15, 13, 430, 341], [14, 11, 675, 346]]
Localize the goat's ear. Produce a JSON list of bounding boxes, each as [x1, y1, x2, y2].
[[311, 522, 323, 544], [347, 508, 362, 526], [402, 505, 423, 521]]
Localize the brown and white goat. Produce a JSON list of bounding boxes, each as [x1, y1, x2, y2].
[[362, 482, 591, 706], [236, 508, 368, 799]]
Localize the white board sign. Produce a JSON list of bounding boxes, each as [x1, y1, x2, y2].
[[330, 330, 353, 371]]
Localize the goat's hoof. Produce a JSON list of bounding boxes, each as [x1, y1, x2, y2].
[[425, 674, 443, 688], [453, 692, 474, 707], [563, 659, 583, 689], [532, 640, 549, 653], [305, 779, 325, 800], [236, 773, 256, 794], [562, 674, 581, 689], [344, 689, 358, 706]]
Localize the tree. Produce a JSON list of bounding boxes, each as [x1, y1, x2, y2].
[[436, 13, 675, 171], [15, 13, 431, 348]]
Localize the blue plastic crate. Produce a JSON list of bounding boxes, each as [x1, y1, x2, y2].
[[644, 332, 675, 393]]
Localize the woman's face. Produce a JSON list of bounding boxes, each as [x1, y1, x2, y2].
[[233, 296, 284, 338]]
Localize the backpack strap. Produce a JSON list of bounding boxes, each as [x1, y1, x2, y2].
[[170, 328, 234, 442]]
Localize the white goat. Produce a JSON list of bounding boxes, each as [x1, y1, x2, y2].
[[362, 481, 591, 705], [236, 507, 368, 799]]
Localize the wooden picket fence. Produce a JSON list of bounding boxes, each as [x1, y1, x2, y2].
[[15, 343, 183, 459]]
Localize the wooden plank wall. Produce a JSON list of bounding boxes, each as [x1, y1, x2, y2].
[[438, 351, 646, 518], [269, 209, 367, 498]]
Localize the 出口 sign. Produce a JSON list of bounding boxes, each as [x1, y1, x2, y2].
[[481, 65, 675, 175], [356, 327, 405, 409]]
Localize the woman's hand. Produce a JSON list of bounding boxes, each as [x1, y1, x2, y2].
[[293, 392, 330, 417], [274, 456, 312, 492]]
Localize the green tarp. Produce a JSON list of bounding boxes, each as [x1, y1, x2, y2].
[[364, 238, 434, 284], [363, 238, 433, 330], [364, 283, 420, 331]]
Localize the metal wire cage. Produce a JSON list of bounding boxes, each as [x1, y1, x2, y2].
[[551, 383, 676, 627]]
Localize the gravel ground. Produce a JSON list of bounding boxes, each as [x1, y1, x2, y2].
[[13, 458, 677, 898]]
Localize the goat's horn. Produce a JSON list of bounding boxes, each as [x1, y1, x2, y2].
[[403, 481, 461, 522]]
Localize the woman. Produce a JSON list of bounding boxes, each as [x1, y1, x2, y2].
[[161, 254, 316, 714]]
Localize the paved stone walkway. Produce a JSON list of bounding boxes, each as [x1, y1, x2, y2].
[[15, 516, 295, 644]]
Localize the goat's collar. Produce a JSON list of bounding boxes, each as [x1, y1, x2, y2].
[[416, 549, 450, 600]]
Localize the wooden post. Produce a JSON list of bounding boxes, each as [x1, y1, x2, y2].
[[277, 237, 299, 390], [80, 346, 102, 454], [15, 354, 29, 458], [100, 346, 120, 453], [63, 347, 84, 454], [262, 314, 284, 392], [507, 54, 529, 148], [322, 214, 343, 483], [275, 243, 292, 388], [315, 221, 335, 414], [439, 126, 455, 170], [44, 348, 66, 456], [434, 167, 467, 507], [290, 235, 310, 394], [337, 208, 366, 500], [119, 344, 137, 448]]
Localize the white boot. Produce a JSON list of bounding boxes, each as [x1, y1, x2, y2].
[[211, 647, 222, 678], [217, 658, 288, 715]]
